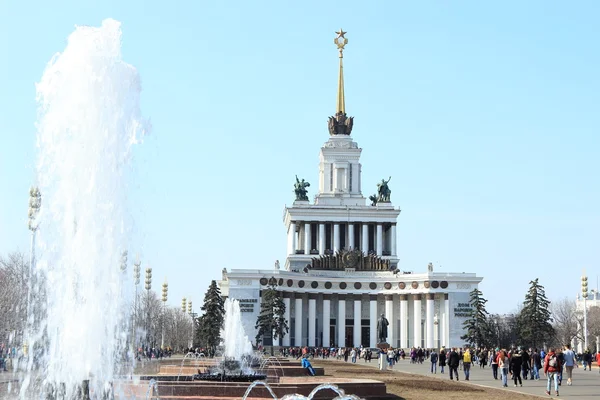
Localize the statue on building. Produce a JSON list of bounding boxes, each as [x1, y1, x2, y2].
[[428, 262, 433, 272], [222, 268, 228, 280], [377, 177, 392, 202], [294, 175, 310, 201], [369, 194, 378, 206], [328, 112, 354, 136], [377, 313, 389, 344], [274, 260, 280, 270]]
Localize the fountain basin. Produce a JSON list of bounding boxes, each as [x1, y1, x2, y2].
[[118, 376, 389, 399]]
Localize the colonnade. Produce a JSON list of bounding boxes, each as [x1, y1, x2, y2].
[[279, 292, 450, 349], [287, 221, 397, 256]]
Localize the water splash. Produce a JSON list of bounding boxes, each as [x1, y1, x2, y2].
[[22, 18, 147, 399], [241, 381, 278, 400], [145, 378, 159, 399], [222, 299, 253, 359]]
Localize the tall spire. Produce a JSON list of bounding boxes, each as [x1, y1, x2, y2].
[[328, 29, 354, 136], [335, 29, 347, 114]]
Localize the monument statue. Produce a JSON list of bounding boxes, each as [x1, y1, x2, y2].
[[368, 194, 378, 206], [274, 260, 280, 270], [328, 112, 354, 136], [376, 313, 389, 344], [294, 175, 310, 201], [377, 177, 392, 203], [428, 262, 433, 272]]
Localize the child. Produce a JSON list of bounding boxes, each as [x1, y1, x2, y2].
[[301, 355, 316, 376]]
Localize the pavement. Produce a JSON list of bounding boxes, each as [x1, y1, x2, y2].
[[322, 357, 600, 399]]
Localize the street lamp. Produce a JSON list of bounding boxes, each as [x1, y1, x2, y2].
[[188, 299, 194, 349], [120, 251, 128, 273], [582, 274, 589, 351], [25, 187, 41, 351], [132, 256, 141, 352], [145, 267, 152, 345], [161, 279, 168, 349]]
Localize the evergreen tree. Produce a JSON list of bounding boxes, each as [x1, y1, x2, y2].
[[517, 278, 554, 348], [461, 288, 492, 348], [255, 281, 289, 348], [198, 280, 225, 356]]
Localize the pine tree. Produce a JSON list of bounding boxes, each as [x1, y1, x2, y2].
[[255, 281, 289, 349], [198, 280, 225, 356], [517, 278, 554, 348], [461, 288, 492, 348]]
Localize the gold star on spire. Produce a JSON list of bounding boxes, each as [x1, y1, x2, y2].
[[334, 29, 348, 113]]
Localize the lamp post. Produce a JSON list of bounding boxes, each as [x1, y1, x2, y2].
[[161, 279, 168, 349], [582, 274, 589, 351], [433, 314, 439, 349], [188, 299, 194, 350], [132, 256, 141, 353], [145, 267, 152, 346], [181, 297, 187, 351], [25, 187, 41, 351]]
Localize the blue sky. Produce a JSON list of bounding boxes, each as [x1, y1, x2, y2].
[[0, 1, 598, 314]]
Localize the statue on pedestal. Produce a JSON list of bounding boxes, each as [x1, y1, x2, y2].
[[294, 175, 310, 201], [377, 313, 389, 344], [377, 177, 392, 202]]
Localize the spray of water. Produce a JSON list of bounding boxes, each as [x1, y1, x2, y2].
[[222, 299, 253, 360], [22, 18, 147, 398]]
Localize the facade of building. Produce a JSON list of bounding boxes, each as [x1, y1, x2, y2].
[[574, 291, 600, 353], [219, 31, 482, 350]]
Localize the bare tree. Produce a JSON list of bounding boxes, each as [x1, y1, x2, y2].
[[0, 252, 29, 346], [587, 306, 600, 340], [550, 297, 579, 347]]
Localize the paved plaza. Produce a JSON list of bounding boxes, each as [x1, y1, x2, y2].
[[324, 357, 600, 399]]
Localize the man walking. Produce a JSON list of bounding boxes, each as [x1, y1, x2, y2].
[[463, 346, 472, 381], [544, 347, 562, 397], [562, 344, 577, 386], [448, 348, 460, 381], [430, 349, 438, 374]]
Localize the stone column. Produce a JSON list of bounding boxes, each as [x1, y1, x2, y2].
[[308, 294, 317, 347], [318, 223, 325, 255], [413, 294, 422, 348], [338, 295, 346, 347], [399, 294, 408, 349], [354, 296, 362, 347], [323, 294, 331, 348], [369, 295, 377, 348], [290, 222, 297, 254], [304, 223, 311, 254], [426, 293, 434, 349], [376, 224, 383, 256], [444, 294, 450, 347], [333, 224, 340, 252], [295, 296, 303, 347], [348, 223, 355, 250], [385, 294, 394, 346], [391, 224, 397, 256], [361, 224, 368, 252], [283, 293, 291, 346]]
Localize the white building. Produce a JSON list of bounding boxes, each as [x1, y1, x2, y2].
[[219, 30, 482, 350]]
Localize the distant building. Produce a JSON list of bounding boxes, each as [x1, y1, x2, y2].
[[219, 31, 482, 350]]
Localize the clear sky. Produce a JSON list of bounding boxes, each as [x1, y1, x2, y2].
[[1, 1, 598, 314]]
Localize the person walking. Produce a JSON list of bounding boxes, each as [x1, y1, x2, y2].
[[439, 347, 446, 374], [510, 348, 523, 387], [544, 347, 562, 397], [562, 344, 577, 386], [448, 348, 460, 381], [430, 350, 438, 374], [463, 346, 472, 381], [490, 348, 499, 380], [531, 348, 541, 380], [497, 349, 509, 388], [582, 349, 592, 371]]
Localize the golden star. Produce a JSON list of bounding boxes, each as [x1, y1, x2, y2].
[[335, 29, 347, 38]]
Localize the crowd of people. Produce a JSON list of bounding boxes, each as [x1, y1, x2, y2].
[[280, 344, 600, 396]]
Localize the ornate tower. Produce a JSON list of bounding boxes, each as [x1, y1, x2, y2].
[[283, 30, 400, 271]]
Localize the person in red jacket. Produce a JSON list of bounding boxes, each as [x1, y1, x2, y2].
[[544, 348, 562, 396]]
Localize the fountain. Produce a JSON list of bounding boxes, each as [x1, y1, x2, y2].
[[10, 18, 389, 400], [19, 18, 146, 399]]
